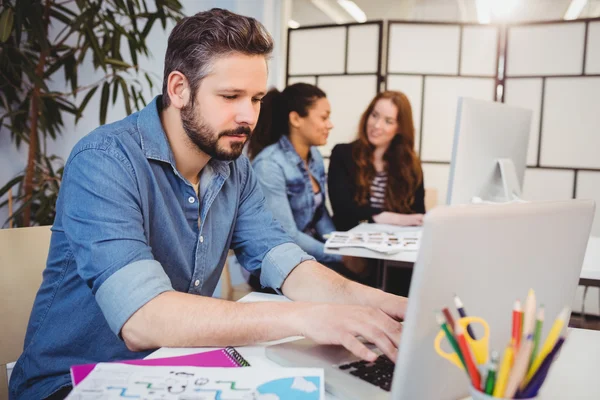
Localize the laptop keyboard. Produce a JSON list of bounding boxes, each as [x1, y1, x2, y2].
[[338, 355, 394, 392]]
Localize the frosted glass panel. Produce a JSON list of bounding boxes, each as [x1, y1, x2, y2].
[[461, 26, 499, 77], [522, 168, 574, 201], [386, 75, 423, 153], [586, 22, 600, 74], [317, 75, 378, 156], [506, 23, 585, 76], [347, 24, 379, 73], [421, 77, 496, 162], [422, 163, 450, 207], [540, 77, 600, 169], [504, 79, 543, 166], [388, 24, 460, 74], [287, 76, 317, 86], [576, 171, 600, 236], [289, 27, 346, 75]]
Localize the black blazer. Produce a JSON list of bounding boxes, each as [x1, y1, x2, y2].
[[327, 142, 425, 231]]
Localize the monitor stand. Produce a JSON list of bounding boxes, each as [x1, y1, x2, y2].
[[472, 158, 524, 204]]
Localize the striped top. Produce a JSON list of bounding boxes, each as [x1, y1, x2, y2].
[[370, 171, 388, 209]]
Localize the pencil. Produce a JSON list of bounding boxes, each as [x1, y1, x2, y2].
[[493, 343, 514, 398], [504, 334, 535, 398], [529, 306, 544, 370], [442, 307, 456, 332], [436, 311, 467, 371], [524, 306, 569, 385], [522, 289, 537, 336], [519, 336, 566, 398], [454, 294, 476, 339], [455, 324, 481, 389], [512, 300, 522, 350]]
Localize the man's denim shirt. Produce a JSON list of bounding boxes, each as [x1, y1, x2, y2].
[[9, 96, 313, 400], [252, 136, 342, 264]]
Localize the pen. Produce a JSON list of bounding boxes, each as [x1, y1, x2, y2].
[[484, 351, 498, 395], [454, 294, 476, 339]]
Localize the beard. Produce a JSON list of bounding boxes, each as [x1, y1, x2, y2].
[[180, 101, 251, 161]]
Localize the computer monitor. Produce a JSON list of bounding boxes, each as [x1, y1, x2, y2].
[[446, 97, 533, 205]]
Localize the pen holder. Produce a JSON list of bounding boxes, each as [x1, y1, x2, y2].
[[468, 385, 538, 400]]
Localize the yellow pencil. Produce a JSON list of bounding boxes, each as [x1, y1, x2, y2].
[[493, 343, 514, 398], [524, 306, 569, 385]]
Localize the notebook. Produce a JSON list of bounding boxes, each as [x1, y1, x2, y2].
[[325, 231, 420, 254], [66, 363, 324, 399], [70, 346, 249, 386]]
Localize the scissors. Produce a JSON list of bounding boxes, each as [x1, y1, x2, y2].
[[434, 316, 490, 370]]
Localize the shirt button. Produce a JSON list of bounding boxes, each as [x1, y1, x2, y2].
[[194, 280, 200, 287], [188, 196, 195, 204], [200, 235, 204, 243]]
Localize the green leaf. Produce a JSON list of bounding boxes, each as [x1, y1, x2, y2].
[[77, 86, 99, 123], [128, 37, 138, 67], [100, 82, 110, 125], [119, 77, 132, 115], [105, 57, 132, 69], [0, 7, 14, 43], [112, 79, 120, 105], [0, 175, 24, 199], [144, 72, 154, 90]]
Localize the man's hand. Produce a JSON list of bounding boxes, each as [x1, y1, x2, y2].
[[289, 302, 403, 362], [365, 289, 408, 322]]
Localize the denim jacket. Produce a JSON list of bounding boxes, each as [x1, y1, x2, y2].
[[9, 97, 313, 400], [252, 135, 342, 264]]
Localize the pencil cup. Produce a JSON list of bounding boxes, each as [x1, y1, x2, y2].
[[468, 385, 538, 400]]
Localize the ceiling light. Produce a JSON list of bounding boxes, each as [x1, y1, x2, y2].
[[337, 0, 367, 23], [564, 0, 588, 20], [288, 20, 300, 29], [311, 0, 347, 24], [476, 0, 491, 24]]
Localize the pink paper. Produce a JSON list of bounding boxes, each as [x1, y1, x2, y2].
[[71, 348, 241, 385]]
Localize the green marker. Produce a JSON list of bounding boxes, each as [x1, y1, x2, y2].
[[484, 351, 499, 395]]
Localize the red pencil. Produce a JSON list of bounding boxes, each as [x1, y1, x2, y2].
[[512, 300, 522, 350], [455, 324, 481, 389]]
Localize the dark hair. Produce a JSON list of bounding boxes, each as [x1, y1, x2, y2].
[[162, 8, 274, 108], [248, 83, 326, 159], [353, 91, 423, 213]]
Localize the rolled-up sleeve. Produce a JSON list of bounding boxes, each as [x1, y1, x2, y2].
[[230, 158, 315, 289], [61, 146, 174, 336]]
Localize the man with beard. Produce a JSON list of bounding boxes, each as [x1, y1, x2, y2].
[[10, 9, 407, 400]]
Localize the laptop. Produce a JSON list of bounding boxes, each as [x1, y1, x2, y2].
[[266, 200, 595, 400]]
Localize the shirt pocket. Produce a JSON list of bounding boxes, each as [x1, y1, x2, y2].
[[286, 180, 308, 217]]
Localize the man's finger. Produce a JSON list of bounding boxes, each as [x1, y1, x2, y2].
[[340, 333, 378, 362]]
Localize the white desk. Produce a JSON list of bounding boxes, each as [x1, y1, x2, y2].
[[148, 292, 600, 400], [326, 224, 600, 285]]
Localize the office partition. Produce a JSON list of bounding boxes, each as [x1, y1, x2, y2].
[[286, 21, 383, 156]]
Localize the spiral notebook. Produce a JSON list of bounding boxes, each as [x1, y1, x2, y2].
[[70, 347, 249, 386]]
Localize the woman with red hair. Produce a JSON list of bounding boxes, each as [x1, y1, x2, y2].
[[328, 91, 425, 232]]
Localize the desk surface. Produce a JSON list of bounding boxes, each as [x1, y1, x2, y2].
[[325, 223, 600, 281], [148, 292, 600, 400]]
